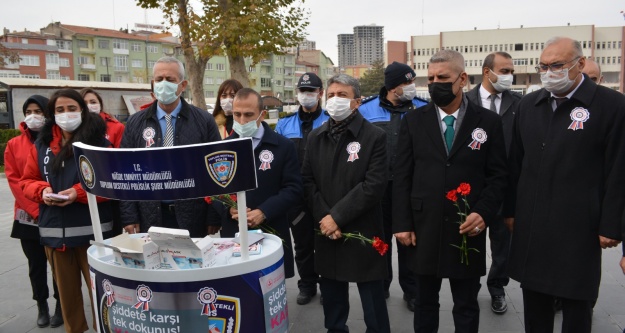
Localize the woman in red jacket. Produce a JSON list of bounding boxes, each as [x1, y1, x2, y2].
[[5, 95, 63, 328], [80, 88, 125, 147], [20, 89, 114, 333]]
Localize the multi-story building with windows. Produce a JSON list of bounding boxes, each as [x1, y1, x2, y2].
[[40, 22, 180, 83], [338, 25, 384, 68], [201, 53, 299, 104], [409, 25, 625, 93], [0, 29, 73, 80]]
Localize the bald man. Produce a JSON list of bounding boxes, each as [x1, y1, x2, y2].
[[582, 58, 604, 84], [505, 37, 625, 332]]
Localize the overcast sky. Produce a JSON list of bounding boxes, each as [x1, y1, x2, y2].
[[2, 0, 624, 64]]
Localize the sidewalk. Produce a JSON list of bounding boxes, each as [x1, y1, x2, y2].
[[0, 176, 623, 332]]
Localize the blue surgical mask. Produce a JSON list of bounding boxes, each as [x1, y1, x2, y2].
[[154, 81, 181, 105], [233, 112, 263, 138]]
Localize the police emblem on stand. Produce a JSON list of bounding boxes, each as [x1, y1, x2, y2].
[[205, 151, 238, 188], [78, 155, 95, 189]]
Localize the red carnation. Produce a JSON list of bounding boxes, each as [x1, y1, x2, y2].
[[446, 189, 458, 202], [457, 183, 471, 196], [204, 196, 213, 204], [230, 194, 237, 202], [372, 236, 389, 256]]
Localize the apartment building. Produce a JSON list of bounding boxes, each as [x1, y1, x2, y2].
[[0, 29, 74, 80]]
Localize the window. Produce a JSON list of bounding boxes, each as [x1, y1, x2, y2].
[[216, 64, 225, 71], [275, 80, 281, 86], [46, 71, 60, 80], [132, 77, 144, 83], [98, 39, 110, 49], [114, 55, 128, 71], [59, 57, 70, 67], [19, 55, 40, 66], [21, 38, 28, 44], [148, 60, 156, 68], [204, 91, 215, 98], [514, 43, 523, 51], [60, 75, 70, 80], [114, 75, 124, 82], [216, 78, 223, 84], [147, 45, 159, 53], [77, 39, 89, 48], [78, 56, 90, 65], [100, 57, 111, 66], [77, 74, 90, 81], [248, 66, 256, 72], [132, 43, 141, 52], [131, 59, 143, 68], [56, 40, 72, 50], [45, 53, 59, 65], [206, 63, 213, 70], [113, 39, 128, 50], [205, 77, 213, 85], [275, 67, 284, 74], [513, 58, 527, 66], [261, 78, 271, 87], [163, 47, 173, 54]]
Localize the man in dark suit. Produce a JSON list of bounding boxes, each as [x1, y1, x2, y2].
[[393, 50, 508, 333], [466, 51, 522, 315], [302, 74, 390, 332], [219, 88, 303, 279], [505, 37, 625, 332]]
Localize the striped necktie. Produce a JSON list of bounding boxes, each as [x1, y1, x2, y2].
[[163, 114, 174, 147]]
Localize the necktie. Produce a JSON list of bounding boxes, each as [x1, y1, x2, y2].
[[163, 114, 174, 147], [443, 115, 455, 153], [554, 97, 567, 109], [489, 94, 498, 113]]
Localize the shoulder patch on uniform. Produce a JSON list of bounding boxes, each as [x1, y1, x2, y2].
[[360, 95, 379, 105]]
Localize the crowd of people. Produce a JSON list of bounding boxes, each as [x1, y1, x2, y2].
[[5, 36, 625, 333]]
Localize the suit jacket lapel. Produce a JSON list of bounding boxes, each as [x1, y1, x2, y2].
[[500, 92, 513, 116], [422, 104, 448, 157], [449, 103, 480, 157]]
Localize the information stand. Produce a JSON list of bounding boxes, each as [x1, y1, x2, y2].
[[73, 139, 289, 333]]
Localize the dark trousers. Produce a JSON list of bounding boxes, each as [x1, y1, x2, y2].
[[486, 214, 510, 297], [290, 211, 318, 293], [414, 275, 481, 333], [20, 239, 59, 302], [161, 203, 179, 229], [382, 182, 417, 297], [320, 277, 390, 333], [522, 288, 593, 333]]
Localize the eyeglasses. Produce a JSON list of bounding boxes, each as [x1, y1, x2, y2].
[[535, 57, 580, 74]]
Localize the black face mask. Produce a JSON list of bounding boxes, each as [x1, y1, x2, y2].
[[428, 75, 461, 107]]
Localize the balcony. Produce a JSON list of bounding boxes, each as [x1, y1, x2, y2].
[[79, 48, 96, 54], [113, 48, 130, 55], [114, 66, 128, 72], [46, 63, 60, 71], [80, 63, 96, 71]]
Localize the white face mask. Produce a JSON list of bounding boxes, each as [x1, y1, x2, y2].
[[233, 112, 263, 138], [24, 114, 45, 131], [154, 80, 181, 105], [220, 98, 233, 115], [396, 83, 417, 101], [297, 92, 319, 109], [55, 112, 82, 132], [540, 59, 580, 95], [88, 103, 101, 113], [325, 97, 353, 121], [489, 72, 513, 92]]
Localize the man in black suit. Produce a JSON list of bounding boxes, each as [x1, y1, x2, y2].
[[466, 52, 522, 315], [393, 49, 508, 333], [220, 88, 303, 279], [505, 37, 625, 332]]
